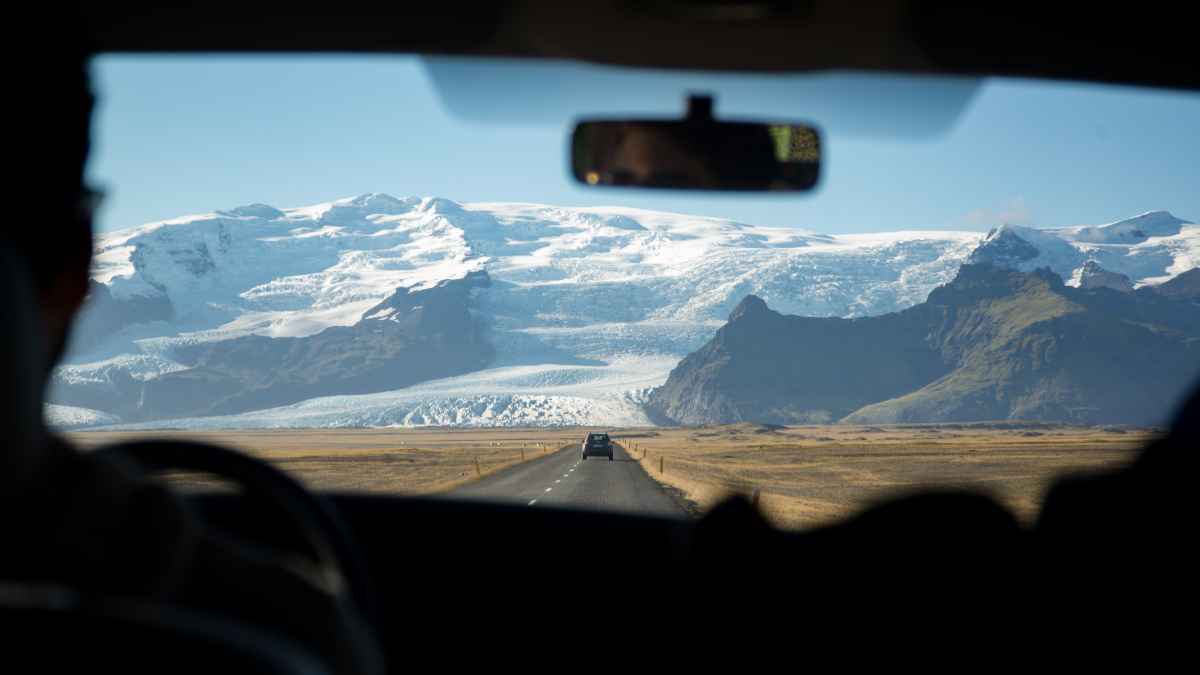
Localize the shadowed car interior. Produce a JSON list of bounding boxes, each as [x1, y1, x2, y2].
[[5, 2, 1198, 672]]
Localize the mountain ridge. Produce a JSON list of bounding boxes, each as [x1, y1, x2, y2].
[[647, 263, 1200, 427], [47, 194, 1199, 429]]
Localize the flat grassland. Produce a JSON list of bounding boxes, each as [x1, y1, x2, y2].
[[618, 423, 1154, 527], [69, 423, 1154, 528], [68, 429, 581, 494]]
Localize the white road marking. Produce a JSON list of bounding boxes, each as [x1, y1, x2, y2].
[[545, 487, 553, 492], [528, 499, 538, 506], [555, 479, 561, 484]]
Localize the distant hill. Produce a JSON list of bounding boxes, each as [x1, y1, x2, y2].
[[647, 264, 1200, 426]]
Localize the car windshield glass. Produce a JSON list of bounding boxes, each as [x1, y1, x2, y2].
[[59, 55, 1200, 528]]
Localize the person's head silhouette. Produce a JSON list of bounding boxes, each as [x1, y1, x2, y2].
[[3, 37, 96, 497]]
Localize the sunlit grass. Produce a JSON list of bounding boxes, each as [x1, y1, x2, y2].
[[617, 423, 1154, 527], [69, 429, 579, 494], [68, 422, 1154, 528]]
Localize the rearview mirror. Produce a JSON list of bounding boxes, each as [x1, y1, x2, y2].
[[571, 95, 821, 192]]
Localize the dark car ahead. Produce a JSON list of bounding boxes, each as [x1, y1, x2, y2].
[[581, 432, 614, 461]]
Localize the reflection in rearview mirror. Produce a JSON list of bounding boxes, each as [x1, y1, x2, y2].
[[571, 95, 821, 192]]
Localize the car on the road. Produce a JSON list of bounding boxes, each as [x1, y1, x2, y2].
[[581, 432, 614, 461]]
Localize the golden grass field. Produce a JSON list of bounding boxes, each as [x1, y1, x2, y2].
[[68, 429, 581, 494], [616, 423, 1155, 528], [68, 422, 1155, 529]]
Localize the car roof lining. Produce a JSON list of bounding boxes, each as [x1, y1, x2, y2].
[[76, 1, 1198, 93]]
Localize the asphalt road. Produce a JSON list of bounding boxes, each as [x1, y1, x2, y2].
[[452, 443, 686, 517]]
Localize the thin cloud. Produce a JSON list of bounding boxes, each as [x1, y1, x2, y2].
[[962, 197, 1033, 229]]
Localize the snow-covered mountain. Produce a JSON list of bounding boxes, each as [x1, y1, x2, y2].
[[45, 404, 121, 430], [969, 211, 1198, 286], [50, 195, 1197, 429]]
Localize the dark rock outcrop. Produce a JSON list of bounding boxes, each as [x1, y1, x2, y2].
[[1077, 261, 1133, 292]]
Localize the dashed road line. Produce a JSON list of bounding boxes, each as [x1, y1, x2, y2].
[[528, 499, 538, 506], [545, 487, 553, 492]]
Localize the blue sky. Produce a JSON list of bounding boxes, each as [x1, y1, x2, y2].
[[89, 55, 1200, 234]]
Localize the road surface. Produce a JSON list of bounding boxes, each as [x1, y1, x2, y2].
[[452, 443, 686, 517]]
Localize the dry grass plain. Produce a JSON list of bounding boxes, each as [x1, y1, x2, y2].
[[617, 423, 1156, 528], [68, 422, 1156, 528], [68, 429, 582, 494]]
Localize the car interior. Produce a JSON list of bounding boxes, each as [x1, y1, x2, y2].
[[5, 2, 1198, 672]]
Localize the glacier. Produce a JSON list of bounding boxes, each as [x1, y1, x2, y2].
[[51, 194, 1196, 429]]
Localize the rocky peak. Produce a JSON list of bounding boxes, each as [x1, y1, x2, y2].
[[728, 294, 770, 322], [967, 226, 1040, 268], [1077, 261, 1134, 292]]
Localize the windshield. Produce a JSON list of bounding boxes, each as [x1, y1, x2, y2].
[[57, 55, 1199, 528]]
